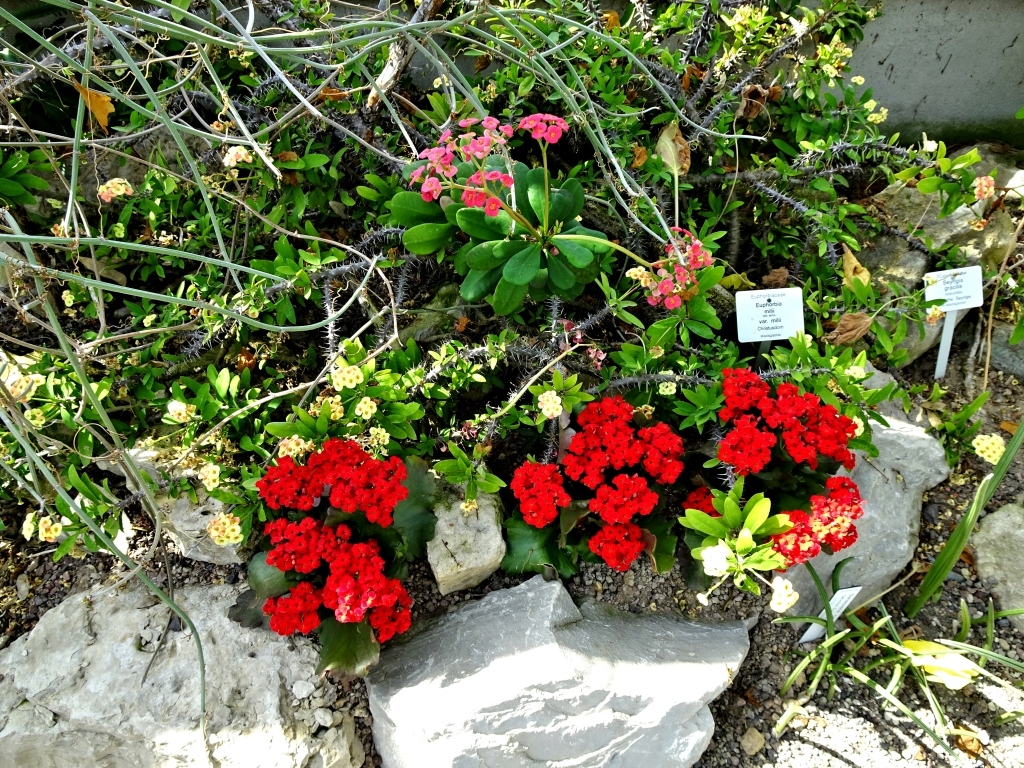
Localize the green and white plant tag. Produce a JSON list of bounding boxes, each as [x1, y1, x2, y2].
[[798, 585, 862, 644], [736, 288, 804, 343]]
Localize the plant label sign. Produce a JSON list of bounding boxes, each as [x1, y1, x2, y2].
[[798, 585, 862, 645], [736, 288, 804, 343], [924, 266, 984, 380]]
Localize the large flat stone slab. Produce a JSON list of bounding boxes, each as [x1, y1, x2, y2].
[[366, 575, 749, 768]]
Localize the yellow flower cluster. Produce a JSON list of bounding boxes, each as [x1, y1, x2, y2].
[[24, 408, 46, 428], [537, 390, 562, 420], [167, 400, 197, 423], [5, 372, 44, 403], [658, 381, 677, 396], [278, 435, 314, 458], [331, 365, 365, 390], [38, 516, 63, 543], [207, 513, 243, 546], [972, 433, 1006, 464], [198, 463, 220, 491], [354, 396, 377, 419], [326, 395, 345, 420], [367, 426, 389, 451]]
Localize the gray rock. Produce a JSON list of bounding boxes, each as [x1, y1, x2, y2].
[[0, 584, 364, 768], [873, 183, 1015, 271], [293, 680, 316, 700], [988, 320, 1024, 378], [740, 727, 765, 756], [972, 500, 1024, 632], [427, 485, 506, 595], [398, 283, 462, 344], [98, 447, 241, 565], [366, 576, 749, 768], [858, 235, 930, 293], [14, 575, 29, 602], [788, 415, 949, 615]]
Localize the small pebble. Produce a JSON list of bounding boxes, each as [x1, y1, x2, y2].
[[740, 727, 765, 756], [292, 680, 316, 699]]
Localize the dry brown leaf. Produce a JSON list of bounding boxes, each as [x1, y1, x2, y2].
[[631, 144, 649, 169], [602, 10, 620, 30], [79, 256, 127, 287], [454, 316, 470, 333], [1000, 421, 1018, 436], [655, 121, 690, 176], [825, 312, 873, 345], [317, 88, 349, 102], [735, 84, 770, 120], [275, 151, 300, 162], [958, 546, 975, 567], [72, 81, 115, 133], [474, 54, 492, 74], [842, 244, 871, 289], [236, 349, 257, 372], [768, 85, 783, 102], [682, 64, 706, 93], [955, 733, 983, 759], [280, 170, 300, 186], [761, 267, 790, 288]]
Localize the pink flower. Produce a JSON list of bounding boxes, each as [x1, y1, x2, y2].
[[482, 117, 499, 130], [499, 174, 514, 188], [658, 279, 674, 295], [664, 295, 682, 310], [484, 197, 502, 216], [974, 175, 995, 201], [485, 170, 503, 182], [421, 177, 442, 202], [458, 118, 480, 128], [545, 126, 563, 143]]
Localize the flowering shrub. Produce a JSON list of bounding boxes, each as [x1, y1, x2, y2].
[[507, 396, 684, 573]]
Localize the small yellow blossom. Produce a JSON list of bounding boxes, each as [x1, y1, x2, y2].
[[198, 463, 220, 492], [167, 400, 196, 423], [649, 345, 665, 359], [921, 133, 938, 153], [851, 416, 865, 438], [326, 395, 345, 421], [460, 498, 478, 514], [368, 426, 389, 451], [903, 640, 981, 690], [331, 365, 365, 390], [863, 100, 877, 112], [37, 516, 62, 543], [844, 365, 866, 379], [97, 178, 133, 203], [925, 305, 945, 326], [658, 381, 677, 396], [222, 145, 254, 168], [770, 576, 800, 612], [354, 396, 377, 419], [867, 107, 888, 124], [143, 314, 157, 328], [206, 512, 243, 546], [635, 403, 655, 419], [850, 75, 865, 85], [972, 433, 1005, 464], [21, 512, 36, 541], [7, 373, 44, 403], [24, 408, 46, 428], [62, 290, 75, 307], [278, 435, 314, 459], [537, 390, 563, 420]]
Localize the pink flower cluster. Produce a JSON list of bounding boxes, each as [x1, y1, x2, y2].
[[627, 228, 713, 309], [517, 113, 569, 144]]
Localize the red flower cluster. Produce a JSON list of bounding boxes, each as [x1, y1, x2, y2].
[[590, 474, 658, 524], [771, 477, 865, 568], [683, 486, 718, 516], [261, 520, 413, 642], [263, 581, 323, 636], [256, 438, 409, 526], [510, 397, 684, 573], [716, 369, 857, 476], [588, 523, 647, 572], [510, 462, 570, 527]]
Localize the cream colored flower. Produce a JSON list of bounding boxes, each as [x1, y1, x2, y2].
[[460, 498, 478, 514], [844, 365, 865, 379], [222, 145, 254, 168], [701, 541, 731, 578], [97, 178, 133, 203], [537, 390, 562, 420], [850, 75, 865, 85], [206, 512, 243, 546], [166, 399, 196, 423], [330, 364, 365, 390], [635, 403, 655, 419], [925, 305, 945, 326], [368, 426, 389, 450], [649, 345, 665, 359], [903, 640, 981, 690], [24, 408, 46, 428], [972, 433, 1006, 464], [973, 175, 995, 201], [863, 99, 877, 112], [37, 516, 62, 543], [626, 266, 647, 281], [21, 512, 36, 541], [326, 395, 345, 421], [7, 373, 44, 403], [198, 463, 221, 492], [769, 576, 799, 613], [658, 381, 677, 396], [851, 416, 865, 438], [278, 435, 314, 459], [921, 133, 938, 153], [143, 314, 157, 328], [867, 107, 888, 124], [62, 290, 75, 307], [354, 396, 377, 419]]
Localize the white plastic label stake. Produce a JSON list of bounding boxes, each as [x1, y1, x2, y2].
[[797, 585, 862, 644], [736, 288, 805, 343], [924, 266, 984, 380]]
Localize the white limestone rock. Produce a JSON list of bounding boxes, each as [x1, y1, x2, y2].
[[427, 486, 506, 595], [0, 584, 364, 768], [973, 499, 1024, 632], [366, 576, 749, 767]]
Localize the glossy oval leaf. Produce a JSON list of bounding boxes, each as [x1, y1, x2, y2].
[[563, 224, 611, 254], [466, 241, 505, 271], [316, 618, 380, 677], [548, 189, 575, 223], [490, 277, 530, 315], [388, 191, 447, 225], [247, 551, 299, 599], [525, 166, 549, 223], [461, 265, 504, 301], [559, 177, 586, 220], [552, 237, 594, 268], [502, 244, 542, 286], [402, 223, 454, 255], [546, 251, 576, 291], [512, 162, 538, 225], [456, 207, 511, 240]]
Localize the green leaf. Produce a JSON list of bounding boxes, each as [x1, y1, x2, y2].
[[546, 251, 576, 291], [916, 176, 943, 194], [512, 162, 538, 225], [227, 589, 269, 628], [551, 237, 594, 268], [457, 207, 511, 240], [681, 508, 731, 538], [548, 188, 575, 223], [502, 244, 542, 285], [302, 153, 330, 169], [559, 178, 585, 220], [388, 191, 446, 225], [402, 223, 454, 255], [722, 497, 743, 528], [1017, 105, 1024, 120], [558, 501, 589, 548], [643, 519, 677, 575], [490, 277, 530, 315], [645, 316, 679, 349], [743, 496, 772, 534], [1009, 314, 1024, 346], [461, 265, 504, 301], [317, 618, 380, 677], [502, 517, 557, 574], [247, 551, 299, 599], [391, 457, 437, 560], [466, 241, 504, 271], [170, 0, 190, 22], [526, 167, 549, 223]]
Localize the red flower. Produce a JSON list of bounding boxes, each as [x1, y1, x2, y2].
[[718, 415, 776, 475], [683, 486, 718, 516], [563, 396, 645, 488], [720, 368, 771, 422], [256, 457, 324, 511], [263, 581, 323, 635], [368, 580, 413, 642], [771, 478, 865, 567], [588, 522, 647, 572], [265, 518, 344, 574], [637, 422, 685, 484], [511, 462, 571, 528], [590, 474, 659, 524], [770, 510, 821, 568]]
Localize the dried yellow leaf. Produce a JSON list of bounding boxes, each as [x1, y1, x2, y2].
[[72, 81, 115, 133], [655, 120, 691, 177], [842, 244, 871, 289]]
